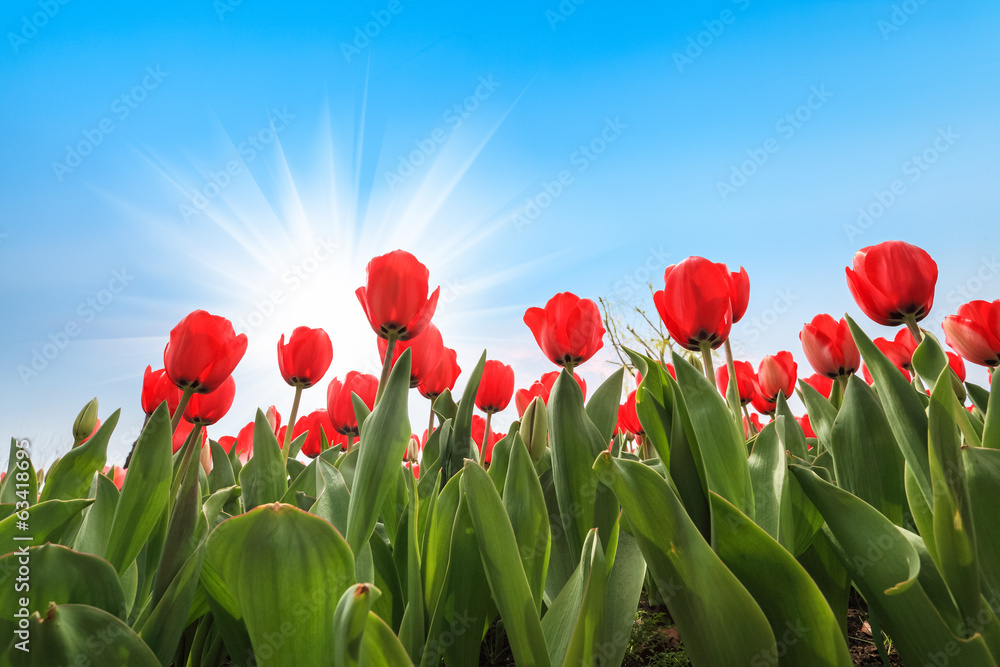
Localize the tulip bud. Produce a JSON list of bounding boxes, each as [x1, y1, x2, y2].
[[406, 435, 421, 464], [518, 396, 548, 464], [72, 398, 99, 447]]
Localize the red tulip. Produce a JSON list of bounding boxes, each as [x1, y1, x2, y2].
[[292, 409, 337, 458], [102, 465, 126, 490], [892, 329, 919, 370], [327, 372, 379, 436], [715, 360, 756, 405], [379, 323, 445, 388], [515, 381, 548, 418], [751, 391, 776, 416], [277, 326, 333, 388], [475, 360, 515, 414], [183, 376, 236, 426], [943, 300, 1000, 367], [418, 347, 461, 399], [523, 292, 605, 369], [221, 406, 282, 462], [802, 373, 834, 399], [845, 240, 937, 326], [653, 257, 733, 351], [164, 310, 248, 393], [800, 314, 860, 378], [356, 250, 440, 341], [141, 366, 182, 416], [471, 415, 505, 464], [173, 419, 207, 454], [797, 414, 816, 439], [539, 371, 587, 401], [755, 352, 797, 403], [618, 391, 643, 436], [743, 412, 763, 439], [729, 267, 751, 323], [947, 352, 967, 382]]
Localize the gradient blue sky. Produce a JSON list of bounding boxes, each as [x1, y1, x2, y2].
[[2, 0, 998, 466]]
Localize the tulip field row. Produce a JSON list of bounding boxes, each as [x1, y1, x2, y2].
[[5, 241, 1000, 666]]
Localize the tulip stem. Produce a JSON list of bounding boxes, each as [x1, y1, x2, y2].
[[347, 434, 354, 453], [723, 339, 742, 419], [282, 385, 304, 466], [837, 375, 849, 402], [700, 344, 715, 382], [428, 401, 436, 439], [375, 335, 397, 406], [170, 386, 195, 433], [904, 317, 924, 344], [742, 406, 758, 436], [482, 412, 493, 464]]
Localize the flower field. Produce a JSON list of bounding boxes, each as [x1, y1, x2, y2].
[[5, 241, 1000, 666]]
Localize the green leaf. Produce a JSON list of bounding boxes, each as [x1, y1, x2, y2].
[[39, 410, 119, 502], [461, 462, 551, 667], [829, 375, 906, 525], [0, 497, 93, 546], [585, 368, 624, 445], [360, 611, 414, 666], [596, 521, 647, 667], [664, 375, 711, 540], [540, 529, 606, 667], [207, 440, 236, 494], [593, 452, 775, 665], [5, 603, 159, 666], [446, 352, 486, 480], [136, 546, 207, 664], [105, 404, 172, 575], [398, 484, 425, 662], [311, 458, 351, 537], [73, 472, 120, 558], [775, 393, 809, 460], [503, 434, 550, 611], [671, 352, 754, 519], [711, 492, 854, 666], [346, 349, 412, 554], [928, 366, 983, 625], [440, 496, 493, 667], [238, 409, 289, 510], [798, 379, 839, 453], [847, 315, 932, 509], [547, 368, 617, 561], [912, 330, 951, 387], [797, 530, 850, 642], [983, 370, 1000, 450], [0, 439, 36, 507], [0, 544, 126, 639], [486, 430, 514, 495], [204, 503, 355, 667], [747, 421, 783, 540], [791, 465, 998, 667], [965, 447, 1000, 604]]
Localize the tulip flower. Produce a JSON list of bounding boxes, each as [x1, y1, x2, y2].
[[797, 414, 816, 439], [163, 310, 247, 431], [800, 314, 860, 379], [515, 370, 587, 416], [292, 409, 337, 458], [471, 415, 504, 465], [947, 352, 967, 382], [173, 418, 208, 454], [715, 360, 755, 405], [184, 376, 236, 426], [755, 352, 797, 404], [523, 292, 605, 370], [418, 346, 461, 400], [802, 373, 834, 399], [519, 397, 548, 464], [618, 390, 643, 436], [141, 366, 182, 416], [72, 398, 99, 448], [845, 240, 937, 339], [728, 267, 751, 323], [357, 250, 440, 403], [475, 360, 514, 459], [751, 391, 777, 416], [892, 329, 919, 370], [102, 465, 126, 490], [221, 406, 282, 462], [327, 372, 379, 448], [943, 300, 1000, 368], [653, 257, 734, 379], [277, 326, 334, 459], [379, 323, 444, 389]]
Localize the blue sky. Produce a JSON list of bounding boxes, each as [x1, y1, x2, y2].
[[2, 0, 998, 465]]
